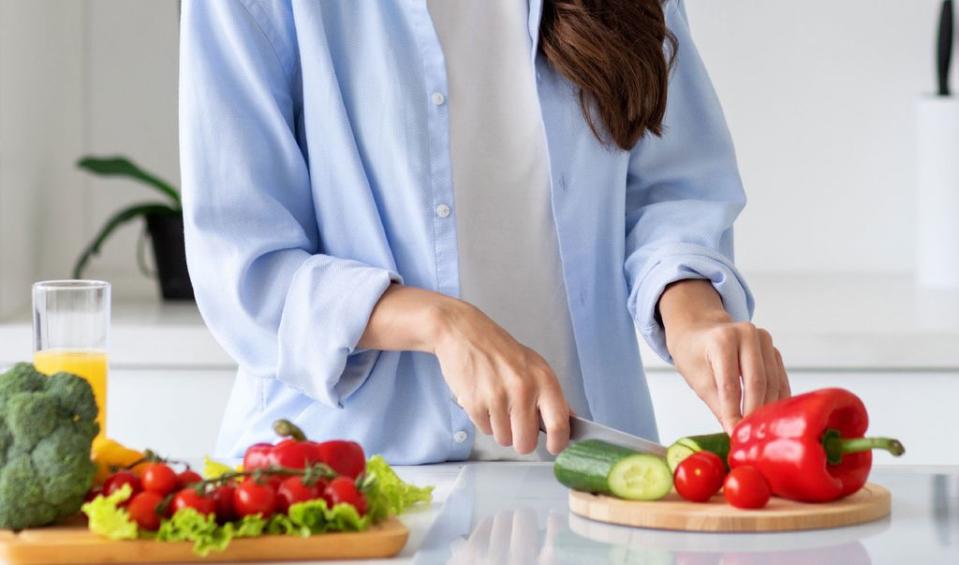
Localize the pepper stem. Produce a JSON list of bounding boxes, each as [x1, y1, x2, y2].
[[822, 429, 905, 465], [273, 419, 307, 441]]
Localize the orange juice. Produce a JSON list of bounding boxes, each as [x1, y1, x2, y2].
[[34, 349, 108, 438]]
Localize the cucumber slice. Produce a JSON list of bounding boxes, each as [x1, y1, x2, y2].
[[608, 453, 674, 501], [665, 433, 730, 472], [554, 439, 672, 501]]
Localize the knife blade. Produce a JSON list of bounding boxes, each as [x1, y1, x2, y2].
[[544, 415, 667, 456]]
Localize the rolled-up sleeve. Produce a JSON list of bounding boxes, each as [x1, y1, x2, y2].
[[179, 0, 399, 407], [624, 0, 754, 363]]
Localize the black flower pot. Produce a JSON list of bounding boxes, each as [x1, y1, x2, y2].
[[145, 212, 194, 301]]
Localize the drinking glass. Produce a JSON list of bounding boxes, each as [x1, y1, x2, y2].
[[32, 280, 110, 439]]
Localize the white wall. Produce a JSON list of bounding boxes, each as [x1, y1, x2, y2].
[[81, 0, 180, 297], [1, 0, 955, 312], [0, 1, 86, 317], [686, 0, 958, 274]]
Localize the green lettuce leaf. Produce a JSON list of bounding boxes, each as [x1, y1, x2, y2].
[[81, 484, 138, 541], [286, 499, 369, 534], [362, 455, 434, 521], [156, 508, 231, 557]]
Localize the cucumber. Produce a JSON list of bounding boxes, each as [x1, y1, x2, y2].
[[554, 439, 673, 501], [665, 432, 730, 472]]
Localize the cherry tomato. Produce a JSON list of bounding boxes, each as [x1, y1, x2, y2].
[[242, 442, 273, 471], [674, 451, 726, 503], [316, 441, 366, 478], [127, 491, 165, 531], [177, 469, 203, 488], [277, 476, 323, 512], [84, 486, 103, 503], [324, 477, 367, 515], [141, 463, 179, 495], [234, 478, 277, 518], [211, 485, 237, 523], [103, 470, 141, 500], [270, 438, 326, 470], [724, 466, 771, 509], [171, 488, 216, 516]]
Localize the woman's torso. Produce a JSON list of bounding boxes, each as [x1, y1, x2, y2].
[[213, 0, 657, 463]]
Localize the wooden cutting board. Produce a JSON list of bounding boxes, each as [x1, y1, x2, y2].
[[0, 516, 408, 564], [569, 483, 891, 532]]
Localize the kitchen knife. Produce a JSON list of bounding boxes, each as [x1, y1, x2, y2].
[[543, 415, 667, 456], [938, 0, 954, 96]]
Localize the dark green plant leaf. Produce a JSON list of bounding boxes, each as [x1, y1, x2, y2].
[[77, 156, 180, 207], [72, 202, 180, 279]]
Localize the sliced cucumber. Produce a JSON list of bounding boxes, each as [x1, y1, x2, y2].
[[665, 433, 730, 472], [554, 439, 673, 501], [607, 453, 673, 501]]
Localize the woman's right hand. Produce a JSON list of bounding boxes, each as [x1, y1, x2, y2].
[[358, 284, 571, 455], [430, 299, 572, 455]]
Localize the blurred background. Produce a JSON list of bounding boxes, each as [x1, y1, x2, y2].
[[0, 1, 956, 463]]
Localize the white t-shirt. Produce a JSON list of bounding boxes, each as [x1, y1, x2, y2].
[[426, 0, 590, 460]]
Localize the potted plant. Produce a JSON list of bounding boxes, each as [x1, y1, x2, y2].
[[73, 156, 194, 300]]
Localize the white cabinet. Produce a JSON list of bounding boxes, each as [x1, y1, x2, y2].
[[106, 369, 235, 460], [646, 370, 958, 466]]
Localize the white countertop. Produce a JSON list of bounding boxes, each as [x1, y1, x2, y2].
[[4, 272, 959, 371], [385, 463, 957, 564]]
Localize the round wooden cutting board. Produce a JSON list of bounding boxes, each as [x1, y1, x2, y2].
[[568, 483, 891, 532]]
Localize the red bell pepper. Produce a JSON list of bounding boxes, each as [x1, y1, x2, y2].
[[728, 388, 904, 502], [241, 420, 367, 479]]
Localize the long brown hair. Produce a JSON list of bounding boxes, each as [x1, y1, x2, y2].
[[540, 0, 677, 151]]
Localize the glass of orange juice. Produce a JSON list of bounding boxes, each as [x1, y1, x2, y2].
[[32, 280, 110, 439]]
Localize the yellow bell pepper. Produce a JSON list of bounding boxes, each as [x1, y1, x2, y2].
[[91, 437, 145, 485]]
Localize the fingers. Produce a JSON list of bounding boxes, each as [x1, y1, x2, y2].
[[776, 348, 792, 399], [758, 329, 780, 404], [466, 404, 493, 436], [538, 383, 571, 455], [739, 326, 767, 416], [708, 337, 743, 434], [489, 397, 512, 447], [509, 392, 538, 454]]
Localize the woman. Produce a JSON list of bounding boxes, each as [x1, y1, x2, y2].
[[180, 0, 789, 463]]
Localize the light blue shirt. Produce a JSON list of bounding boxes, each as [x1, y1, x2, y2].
[[179, 0, 754, 464]]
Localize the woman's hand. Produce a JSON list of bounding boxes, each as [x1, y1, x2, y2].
[[431, 300, 571, 455], [358, 284, 571, 455], [659, 280, 790, 434]]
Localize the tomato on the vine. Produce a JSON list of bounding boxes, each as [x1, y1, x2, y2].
[[277, 476, 322, 512], [674, 451, 726, 503], [724, 466, 771, 509], [128, 491, 165, 531], [141, 463, 179, 495], [234, 478, 277, 518], [172, 488, 216, 516], [270, 438, 322, 470], [84, 486, 102, 503], [211, 485, 237, 523], [324, 477, 367, 515], [103, 470, 141, 500], [177, 469, 203, 488], [316, 441, 366, 478], [242, 442, 273, 471]]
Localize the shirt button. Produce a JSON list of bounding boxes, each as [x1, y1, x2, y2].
[[430, 91, 446, 106], [435, 203, 451, 218], [453, 430, 468, 443]]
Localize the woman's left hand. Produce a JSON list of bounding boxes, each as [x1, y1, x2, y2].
[[659, 280, 790, 434]]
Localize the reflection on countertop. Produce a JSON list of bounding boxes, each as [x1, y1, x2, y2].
[[412, 463, 959, 564]]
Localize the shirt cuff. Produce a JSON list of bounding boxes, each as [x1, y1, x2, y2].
[[276, 256, 402, 407], [628, 243, 754, 364]]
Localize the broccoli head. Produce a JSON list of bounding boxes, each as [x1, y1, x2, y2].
[[0, 363, 99, 529]]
